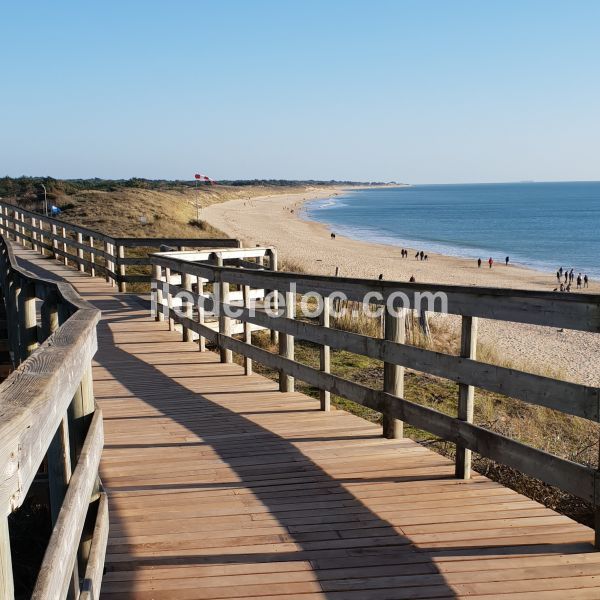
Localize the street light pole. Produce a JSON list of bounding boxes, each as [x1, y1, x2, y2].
[[40, 183, 48, 216]]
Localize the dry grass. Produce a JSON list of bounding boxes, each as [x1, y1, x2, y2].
[[17, 184, 308, 240]]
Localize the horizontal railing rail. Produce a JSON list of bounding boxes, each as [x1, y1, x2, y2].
[[150, 251, 600, 545], [0, 234, 106, 599], [0, 200, 240, 291]]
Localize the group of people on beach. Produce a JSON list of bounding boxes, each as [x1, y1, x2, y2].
[[555, 267, 589, 292], [477, 256, 510, 268], [405, 249, 428, 261]]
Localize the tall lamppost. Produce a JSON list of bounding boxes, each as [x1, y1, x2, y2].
[[40, 183, 48, 216]]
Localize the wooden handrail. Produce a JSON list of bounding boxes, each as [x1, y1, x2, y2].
[[0, 200, 241, 291], [0, 234, 106, 599], [151, 251, 600, 546]]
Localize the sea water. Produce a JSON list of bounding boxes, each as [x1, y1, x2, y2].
[[304, 182, 600, 279]]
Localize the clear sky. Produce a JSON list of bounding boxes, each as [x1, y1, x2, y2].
[[1, 1, 599, 184]]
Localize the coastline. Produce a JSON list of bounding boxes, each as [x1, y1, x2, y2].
[[203, 186, 597, 291], [201, 187, 600, 386]]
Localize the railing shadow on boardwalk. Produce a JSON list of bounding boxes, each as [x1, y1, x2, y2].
[[94, 312, 462, 598]]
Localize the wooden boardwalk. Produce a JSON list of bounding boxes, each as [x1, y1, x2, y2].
[[14, 246, 600, 599]]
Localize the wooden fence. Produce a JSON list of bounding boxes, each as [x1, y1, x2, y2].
[[0, 200, 240, 292], [0, 234, 106, 599], [151, 251, 600, 545]]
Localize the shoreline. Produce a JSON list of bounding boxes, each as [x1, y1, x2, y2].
[[204, 186, 597, 292], [201, 187, 600, 386]]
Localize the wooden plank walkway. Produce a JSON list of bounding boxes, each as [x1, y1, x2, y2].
[[14, 245, 600, 599]]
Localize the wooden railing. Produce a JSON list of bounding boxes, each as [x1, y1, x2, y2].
[[151, 251, 600, 545], [0, 235, 106, 599], [0, 200, 240, 292]]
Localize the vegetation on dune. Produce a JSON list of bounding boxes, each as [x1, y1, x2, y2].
[[0, 176, 315, 239]]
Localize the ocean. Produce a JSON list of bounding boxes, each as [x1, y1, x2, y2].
[[303, 182, 600, 279]]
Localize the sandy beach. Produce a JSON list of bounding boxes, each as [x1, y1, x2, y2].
[[202, 188, 600, 386]]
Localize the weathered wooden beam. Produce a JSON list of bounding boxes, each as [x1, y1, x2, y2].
[[0, 516, 14, 600], [319, 295, 331, 411], [182, 272, 193, 342], [243, 285, 252, 375], [267, 248, 279, 345], [215, 255, 232, 364], [89, 236, 95, 277], [76, 232, 85, 272], [279, 290, 295, 393], [62, 227, 68, 265], [79, 492, 108, 600], [17, 280, 37, 360], [151, 256, 600, 333], [117, 245, 126, 292], [47, 416, 72, 525], [31, 409, 103, 600], [383, 308, 406, 439], [212, 299, 600, 421], [456, 315, 478, 479], [197, 276, 206, 352]]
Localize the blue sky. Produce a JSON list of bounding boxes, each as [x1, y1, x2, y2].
[[1, 1, 599, 183]]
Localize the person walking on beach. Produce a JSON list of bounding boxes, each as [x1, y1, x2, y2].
[[570, 269, 574, 283], [488, 257, 493, 269], [556, 270, 561, 283], [559, 266, 564, 277], [419, 250, 424, 261], [564, 272, 569, 284], [478, 258, 482, 268], [584, 274, 589, 288], [577, 274, 582, 289], [505, 256, 509, 265]]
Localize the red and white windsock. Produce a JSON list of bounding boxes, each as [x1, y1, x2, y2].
[[194, 173, 215, 184]]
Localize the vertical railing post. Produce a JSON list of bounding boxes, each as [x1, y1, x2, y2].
[[0, 516, 14, 600], [197, 276, 206, 351], [103, 241, 111, 283], [455, 315, 478, 478], [89, 236, 95, 277], [51, 224, 59, 259], [153, 264, 164, 321], [182, 271, 193, 342], [243, 284, 252, 375], [60, 226, 67, 265], [383, 306, 406, 439], [18, 280, 38, 361], [165, 267, 174, 330], [279, 289, 294, 392], [319, 294, 331, 411], [32, 216, 38, 252], [216, 255, 232, 363], [14, 210, 20, 242], [77, 232, 85, 272], [117, 245, 126, 292], [43, 294, 70, 520], [267, 248, 279, 345], [7, 208, 15, 241], [7, 271, 21, 363], [39, 218, 46, 255]]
